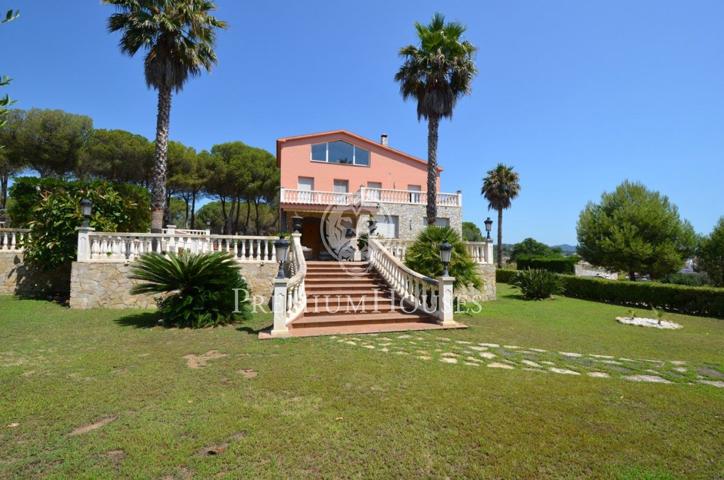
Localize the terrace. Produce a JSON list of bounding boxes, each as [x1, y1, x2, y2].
[[279, 187, 462, 207]]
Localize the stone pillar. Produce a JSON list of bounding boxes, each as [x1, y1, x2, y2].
[[76, 226, 94, 262], [436, 276, 456, 326], [270, 277, 290, 337]]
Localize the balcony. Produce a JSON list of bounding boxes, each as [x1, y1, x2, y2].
[[280, 187, 461, 207]]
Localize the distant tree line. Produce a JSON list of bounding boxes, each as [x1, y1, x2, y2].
[[0, 108, 279, 234]]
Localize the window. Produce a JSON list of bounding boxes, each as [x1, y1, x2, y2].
[[408, 185, 422, 203], [310, 141, 370, 166], [333, 179, 349, 204], [367, 182, 382, 201], [311, 144, 326, 161], [297, 177, 314, 203], [377, 215, 399, 238]]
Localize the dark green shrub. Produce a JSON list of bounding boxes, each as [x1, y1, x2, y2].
[[496, 269, 517, 283], [405, 226, 480, 289], [23, 185, 130, 270], [8, 177, 150, 231], [560, 276, 724, 318], [512, 269, 563, 300], [129, 252, 251, 328], [516, 254, 579, 274]]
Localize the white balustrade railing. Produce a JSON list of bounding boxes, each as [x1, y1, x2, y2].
[[465, 241, 494, 265], [285, 233, 307, 324], [162, 226, 210, 236], [0, 228, 29, 253], [361, 188, 461, 207], [368, 238, 442, 315], [280, 188, 360, 206], [280, 187, 461, 207], [374, 238, 493, 265], [270, 232, 307, 337], [79, 231, 278, 263]]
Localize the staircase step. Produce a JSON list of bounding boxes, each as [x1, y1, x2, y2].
[[306, 276, 380, 282], [292, 311, 435, 328], [304, 302, 406, 316], [306, 283, 384, 291]]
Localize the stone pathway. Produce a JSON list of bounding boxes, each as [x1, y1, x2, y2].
[[330, 335, 724, 388]]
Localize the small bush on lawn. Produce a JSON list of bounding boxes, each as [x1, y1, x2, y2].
[[405, 226, 480, 289], [496, 269, 517, 283], [516, 254, 579, 274], [129, 252, 251, 328], [512, 269, 563, 300]]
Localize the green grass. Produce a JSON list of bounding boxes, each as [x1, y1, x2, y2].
[[0, 285, 722, 479]]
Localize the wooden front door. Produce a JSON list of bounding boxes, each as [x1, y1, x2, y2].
[[301, 217, 322, 259]]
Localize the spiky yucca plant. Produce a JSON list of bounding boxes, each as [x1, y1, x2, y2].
[[404, 226, 480, 289], [129, 251, 250, 328], [511, 269, 562, 300]]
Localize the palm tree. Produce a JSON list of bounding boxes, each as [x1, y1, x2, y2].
[[105, 0, 226, 232], [395, 13, 477, 225], [481, 164, 520, 268]]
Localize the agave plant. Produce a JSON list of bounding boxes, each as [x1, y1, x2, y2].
[[129, 251, 250, 328], [511, 269, 562, 300]]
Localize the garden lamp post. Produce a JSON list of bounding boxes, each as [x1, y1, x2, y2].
[[440, 241, 453, 277], [484, 217, 493, 240], [274, 237, 290, 279], [80, 199, 92, 228], [367, 217, 377, 235], [291, 215, 304, 233]]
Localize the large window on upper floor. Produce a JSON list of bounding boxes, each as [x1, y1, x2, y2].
[[311, 141, 370, 166]]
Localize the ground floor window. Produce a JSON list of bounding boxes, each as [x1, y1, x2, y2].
[[422, 217, 450, 228], [376, 215, 399, 238]]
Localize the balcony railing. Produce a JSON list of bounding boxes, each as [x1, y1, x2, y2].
[[280, 187, 461, 207]]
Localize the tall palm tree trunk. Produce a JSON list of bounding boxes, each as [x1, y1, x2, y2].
[[497, 208, 503, 268], [150, 84, 172, 233], [190, 191, 197, 229], [426, 115, 439, 225], [0, 175, 8, 211]]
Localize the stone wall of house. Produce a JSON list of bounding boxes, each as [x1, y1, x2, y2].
[[457, 264, 497, 303], [0, 252, 70, 298], [366, 204, 463, 241], [68, 260, 278, 309]]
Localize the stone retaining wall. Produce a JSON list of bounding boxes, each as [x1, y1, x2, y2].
[[69, 260, 279, 309], [457, 264, 497, 303], [0, 252, 70, 298]]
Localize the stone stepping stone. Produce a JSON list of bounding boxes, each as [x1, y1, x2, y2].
[[521, 359, 542, 368], [440, 357, 458, 364], [469, 346, 488, 351], [479, 352, 496, 359], [549, 367, 580, 375], [456, 340, 472, 345], [588, 372, 610, 378], [673, 367, 687, 373], [488, 362, 514, 369], [441, 352, 459, 357], [623, 375, 671, 384], [417, 355, 431, 361], [465, 356, 482, 363], [541, 361, 556, 366], [464, 362, 480, 367], [670, 360, 687, 366], [559, 352, 582, 358], [590, 354, 614, 359], [530, 348, 547, 353], [698, 380, 724, 388], [479, 343, 499, 348], [503, 345, 521, 349]]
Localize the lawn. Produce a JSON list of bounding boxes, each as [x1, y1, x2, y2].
[[1, 285, 722, 479]]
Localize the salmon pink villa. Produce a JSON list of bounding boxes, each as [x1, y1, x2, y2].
[[277, 130, 463, 260]]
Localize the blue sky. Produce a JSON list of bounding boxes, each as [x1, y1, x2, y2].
[[3, 0, 723, 245]]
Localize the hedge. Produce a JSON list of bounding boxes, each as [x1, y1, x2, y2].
[[561, 276, 724, 318], [496, 269, 517, 283], [516, 255, 579, 274], [497, 269, 724, 318]]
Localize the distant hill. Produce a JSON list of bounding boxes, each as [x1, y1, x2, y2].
[[552, 244, 578, 255]]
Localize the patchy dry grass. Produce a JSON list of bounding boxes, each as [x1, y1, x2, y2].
[[0, 285, 722, 479]]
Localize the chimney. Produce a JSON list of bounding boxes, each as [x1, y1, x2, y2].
[[380, 133, 388, 146]]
